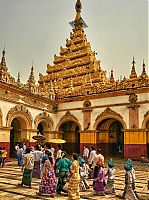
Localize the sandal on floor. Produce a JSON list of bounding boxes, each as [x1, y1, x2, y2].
[[50, 194, 54, 198], [36, 192, 43, 196]]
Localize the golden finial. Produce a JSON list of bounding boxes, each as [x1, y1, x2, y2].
[[130, 57, 137, 79]]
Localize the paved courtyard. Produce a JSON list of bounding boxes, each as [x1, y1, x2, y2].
[[0, 158, 149, 200]]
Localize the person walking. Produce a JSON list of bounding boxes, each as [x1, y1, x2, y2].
[[82, 145, 89, 164], [54, 144, 62, 173], [93, 158, 106, 196], [79, 158, 90, 191], [17, 144, 24, 166], [32, 145, 43, 179], [104, 158, 116, 194], [1, 147, 7, 167], [67, 153, 81, 200], [88, 146, 96, 179], [92, 148, 104, 184], [56, 151, 72, 194], [121, 159, 138, 200], [36, 151, 57, 197], [18, 147, 34, 189]]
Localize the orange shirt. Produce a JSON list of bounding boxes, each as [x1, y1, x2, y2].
[[2, 150, 7, 158]]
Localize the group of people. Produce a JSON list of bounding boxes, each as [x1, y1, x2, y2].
[[0, 147, 7, 167], [82, 145, 139, 199], [16, 143, 142, 199], [17, 143, 82, 199], [1, 141, 148, 199]]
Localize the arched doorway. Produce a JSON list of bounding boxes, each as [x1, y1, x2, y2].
[[10, 117, 27, 157], [37, 122, 44, 135], [96, 118, 124, 158], [59, 121, 80, 155]]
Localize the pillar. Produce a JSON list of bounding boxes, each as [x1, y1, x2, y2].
[[0, 126, 12, 157], [125, 104, 147, 160], [80, 130, 98, 154], [124, 129, 147, 160]]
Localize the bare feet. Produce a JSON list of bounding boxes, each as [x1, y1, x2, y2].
[[36, 192, 43, 196]]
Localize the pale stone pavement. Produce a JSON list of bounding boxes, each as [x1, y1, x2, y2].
[[0, 158, 149, 200]]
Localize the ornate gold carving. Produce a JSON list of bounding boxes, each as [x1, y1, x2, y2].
[[129, 93, 138, 104], [6, 104, 33, 127], [95, 107, 123, 122], [83, 100, 91, 107], [60, 111, 78, 121], [144, 110, 149, 118], [21, 97, 46, 108], [34, 111, 54, 128], [0, 4, 148, 102], [0, 88, 20, 101]]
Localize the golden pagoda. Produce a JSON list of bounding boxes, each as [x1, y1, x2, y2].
[[38, 0, 108, 100]]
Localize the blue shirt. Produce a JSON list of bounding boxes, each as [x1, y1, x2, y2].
[[56, 157, 72, 172]]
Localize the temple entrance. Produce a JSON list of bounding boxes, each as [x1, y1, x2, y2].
[[37, 122, 44, 135], [96, 118, 124, 158], [10, 117, 27, 157], [59, 121, 80, 155]]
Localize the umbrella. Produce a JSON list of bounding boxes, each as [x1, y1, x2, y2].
[[49, 138, 66, 144], [21, 138, 29, 143], [32, 133, 46, 141]]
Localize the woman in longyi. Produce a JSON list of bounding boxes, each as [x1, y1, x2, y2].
[[67, 153, 80, 200]]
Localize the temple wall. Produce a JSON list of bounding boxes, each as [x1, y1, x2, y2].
[[0, 91, 149, 160]]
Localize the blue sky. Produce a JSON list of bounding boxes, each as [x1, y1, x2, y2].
[[0, 0, 148, 83]]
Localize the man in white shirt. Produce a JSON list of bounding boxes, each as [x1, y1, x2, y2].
[[32, 145, 43, 178], [83, 145, 89, 163], [88, 146, 96, 178], [18, 147, 34, 188], [92, 148, 104, 169]]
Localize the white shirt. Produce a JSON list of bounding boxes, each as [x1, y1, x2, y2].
[[83, 147, 89, 157], [32, 150, 43, 161], [92, 153, 104, 168], [15, 145, 19, 151], [88, 150, 96, 165]]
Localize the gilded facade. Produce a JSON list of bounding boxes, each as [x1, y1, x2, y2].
[[0, 0, 148, 160]]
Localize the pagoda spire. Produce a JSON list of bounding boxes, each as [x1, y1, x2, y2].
[[141, 60, 147, 78], [0, 48, 7, 71], [49, 79, 55, 100], [69, 0, 87, 29], [110, 70, 115, 83], [130, 56, 137, 78], [27, 63, 36, 91], [17, 72, 21, 83], [75, 0, 82, 20]]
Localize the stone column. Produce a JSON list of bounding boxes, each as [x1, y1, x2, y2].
[[124, 94, 147, 160]]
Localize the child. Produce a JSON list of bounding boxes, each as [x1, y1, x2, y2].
[[1, 147, 7, 167], [41, 150, 50, 175], [122, 159, 138, 200], [93, 158, 106, 196], [79, 157, 90, 191], [104, 158, 115, 194]]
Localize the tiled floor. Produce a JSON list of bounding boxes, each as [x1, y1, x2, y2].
[[0, 158, 149, 199]]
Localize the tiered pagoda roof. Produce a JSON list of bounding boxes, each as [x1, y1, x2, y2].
[[38, 0, 148, 101], [0, 0, 148, 103]]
